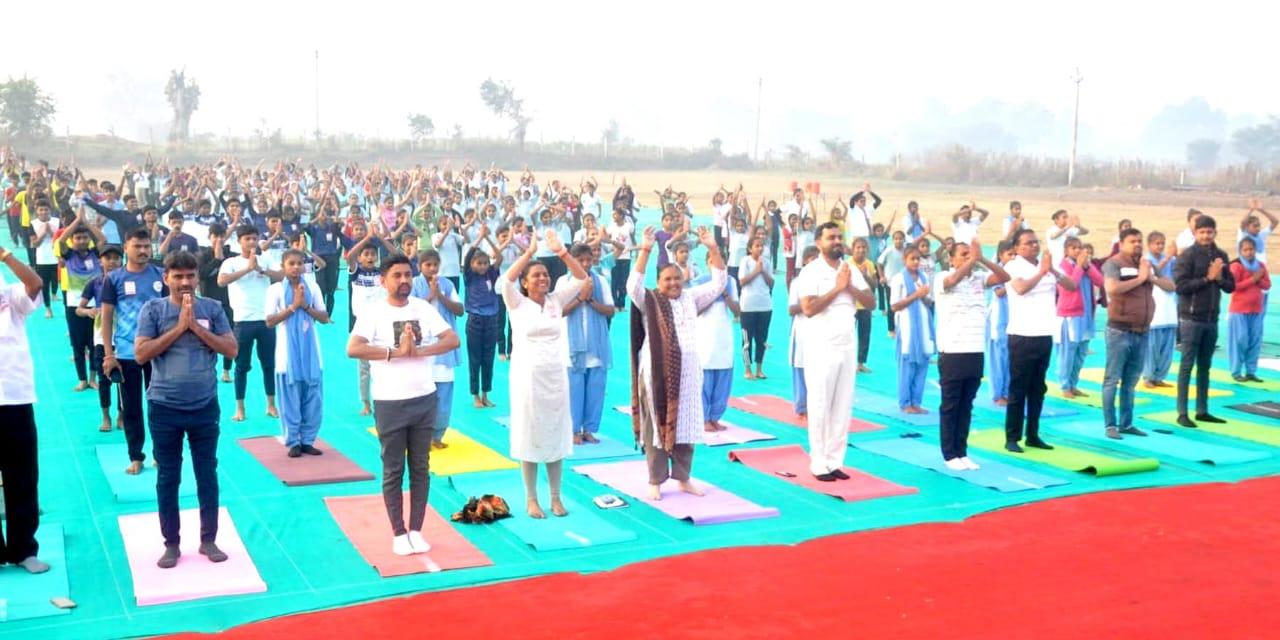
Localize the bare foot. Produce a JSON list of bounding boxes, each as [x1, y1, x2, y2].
[[704, 421, 718, 432], [74, 381, 90, 392], [648, 484, 662, 501], [125, 461, 143, 475], [526, 499, 546, 519], [221, 371, 232, 383], [550, 498, 568, 517], [231, 410, 246, 422], [582, 433, 599, 444], [482, 397, 496, 408], [359, 403, 372, 416], [89, 379, 98, 390], [678, 480, 704, 496], [574, 433, 585, 444], [713, 421, 728, 432], [99, 420, 112, 433], [116, 416, 124, 429], [431, 441, 448, 449], [994, 398, 1009, 406], [44, 308, 53, 319], [744, 372, 756, 381], [857, 365, 872, 374], [1143, 380, 1157, 389], [265, 405, 279, 418], [498, 354, 509, 362], [755, 369, 766, 380], [473, 397, 485, 408], [915, 407, 930, 415]]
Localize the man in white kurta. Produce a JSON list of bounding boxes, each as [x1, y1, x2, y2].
[[797, 223, 874, 480]]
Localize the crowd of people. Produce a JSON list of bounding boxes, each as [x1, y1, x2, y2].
[[0, 146, 1272, 570]]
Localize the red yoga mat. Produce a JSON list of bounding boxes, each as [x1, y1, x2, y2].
[[324, 494, 493, 578], [239, 437, 375, 486], [729, 395, 885, 433], [728, 445, 917, 502]]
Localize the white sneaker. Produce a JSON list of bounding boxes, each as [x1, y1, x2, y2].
[[392, 534, 414, 556], [408, 530, 432, 554], [960, 457, 980, 471], [943, 458, 967, 471]]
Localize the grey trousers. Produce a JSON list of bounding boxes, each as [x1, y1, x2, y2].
[[374, 393, 436, 536], [638, 379, 695, 483]]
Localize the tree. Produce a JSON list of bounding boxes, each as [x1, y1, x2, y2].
[[0, 76, 56, 141], [785, 144, 809, 166], [1185, 139, 1221, 171], [164, 70, 200, 145], [1231, 119, 1280, 166], [479, 78, 531, 149], [819, 137, 854, 167], [602, 119, 620, 158], [708, 138, 723, 156], [408, 113, 435, 141]]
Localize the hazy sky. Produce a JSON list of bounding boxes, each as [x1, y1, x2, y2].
[[4, 0, 1274, 161]]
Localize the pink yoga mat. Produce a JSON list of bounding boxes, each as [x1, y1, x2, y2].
[[574, 460, 780, 525], [119, 507, 267, 606], [702, 420, 777, 447], [325, 493, 492, 578], [728, 445, 918, 502], [729, 395, 885, 433], [239, 437, 375, 486]]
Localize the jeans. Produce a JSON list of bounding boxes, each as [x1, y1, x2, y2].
[[233, 321, 277, 401], [1176, 320, 1217, 416], [1005, 335, 1051, 443], [740, 311, 771, 366], [149, 398, 220, 546], [466, 313, 499, 395], [1102, 327, 1147, 429]]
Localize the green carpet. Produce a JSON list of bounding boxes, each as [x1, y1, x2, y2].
[[969, 429, 1160, 476]]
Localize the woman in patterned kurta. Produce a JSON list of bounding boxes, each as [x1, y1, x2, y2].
[[628, 226, 727, 500], [501, 229, 589, 518]]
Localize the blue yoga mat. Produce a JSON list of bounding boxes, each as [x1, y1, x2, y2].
[[854, 437, 1070, 492], [449, 470, 637, 551], [854, 391, 940, 427], [491, 416, 640, 461], [0, 524, 71, 622], [1046, 421, 1272, 466], [975, 396, 1080, 419], [96, 444, 196, 503]]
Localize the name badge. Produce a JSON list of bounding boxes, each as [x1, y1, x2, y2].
[[326, 233, 333, 242], [86, 258, 95, 270], [196, 318, 210, 330], [123, 281, 137, 296]]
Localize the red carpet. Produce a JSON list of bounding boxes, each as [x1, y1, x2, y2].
[[173, 477, 1280, 639]]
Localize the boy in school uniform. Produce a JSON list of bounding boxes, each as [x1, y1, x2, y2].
[[1143, 232, 1178, 388], [411, 250, 464, 448]]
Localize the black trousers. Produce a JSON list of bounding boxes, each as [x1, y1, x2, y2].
[[611, 259, 631, 309], [0, 404, 40, 563], [466, 313, 499, 395], [877, 282, 890, 313], [91, 345, 115, 410], [1004, 335, 1051, 443], [497, 302, 511, 357], [34, 264, 57, 309], [740, 311, 772, 366], [1176, 320, 1217, 416], [150, 399, 221, 546], [233, 321, 276, 401], [66, 311, 95, 382], [885, 285, 896, 333], [120, 359, 153, 462], [938, 352, 983, 459], [316, 254, 340, 314], [856, 309, 872, 364]]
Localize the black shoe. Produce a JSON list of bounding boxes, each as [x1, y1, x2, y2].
[[1246, 374, 1264, 383], [1105, 426, 1122, 440], [814, 472, 838, 482], [288, 445, 302, 458], [156, 544, 181, 569], [1004, 441, 1024, 453], [199, 542, 228, 563], [1176, 415, 1198, 429], [1118, 426, 1148, 437], [830, 469, 850, 480], [1233, 374, 1248, 382], [1025, 438, 1054, 450], [1195, 413, 1227, 424], [300, 444, 324, 456]]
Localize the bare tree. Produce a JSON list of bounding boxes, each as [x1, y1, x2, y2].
[[479, 78, 531, 149], [819, 137, 853, 167], [165, 69, 200, 145]]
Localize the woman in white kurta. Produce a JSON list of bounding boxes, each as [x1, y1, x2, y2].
[[501, 229, 590, 518], [628, 226, 727, 500]]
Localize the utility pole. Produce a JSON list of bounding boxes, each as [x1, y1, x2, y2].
[[753, 76, 763, 163], [314, 50, 321, 145], [1068, 68, 1083, 187]]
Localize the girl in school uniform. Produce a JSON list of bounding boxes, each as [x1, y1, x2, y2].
[[696, 263, 740, 432], [986, 242, 1016, 405], [738, 237, 773, 380], [1228, 237, 1271, 382], [464, 245, 504, 408], [890, 247, 934, 413], [1055, 237, 1101, 397], [1143, 231, 1178, 387]]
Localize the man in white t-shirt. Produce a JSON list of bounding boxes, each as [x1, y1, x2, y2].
[[217, 224, 283, 422], [1175, 208, 1201, 251], [950, 201, 989, 245], [796, 222, 875, 480], [1045, 209, 1088, 266], [1003, 229, 1074, 452], [347, 254, 459, 557]]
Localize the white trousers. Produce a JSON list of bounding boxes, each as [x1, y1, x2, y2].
[[803, 347, 856, 475]]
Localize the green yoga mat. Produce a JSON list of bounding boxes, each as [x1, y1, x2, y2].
[[0, 524, 71, 622], [969, 430, 1160, 476], [1208, 370, 1280, 393], [1046, 421, 1271, 466], [1056, 392, 1150, 411], [1140, 411, 1280, 447]]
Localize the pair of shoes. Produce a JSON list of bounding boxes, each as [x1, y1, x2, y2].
[[288, 445, 302, 458], [1195, 413, 1226, 424], [814, 472, 838, 482], [1246, 374, 1264, 383], [1119, 426, 1148, 437], [392, 534, 414, 556], [959, 457, 980, 470], [1004, 441, 1024, 453], [300, 444, 323, 455], [944, 458, 967, 471], [199, 542, 228, 563], [408, 531, 432, 553], [1233, 374, 1248, 382], [156, 544, 181, 569], [1105, 426, 1122, 440], [1176, 415, 1198, 428], [1025, 438, 1054, 450], [830, 469, 850, 480]]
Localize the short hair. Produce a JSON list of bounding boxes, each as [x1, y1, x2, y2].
[[801, 246, 820, 261], [816, 221, 841, 237], [669, 241, 690, 254], [1187, 208, 1202, 221], [167, 210, 184, 221], [208, 223, 227, 237], [266, 210, 282, 220], [34, 199, 51, 209], [1146, 231, 1165, 243], [996, 240, 1014, 255], [1010, 200, 1021, 210], [1194, 215, 1216, 230], [948, 242, 966, 257], [69, 226, 90, 237], [903, 247, 922, 260], [1063, 236, 1083, 250], [235, 224, 259, 238], [281, 249, 307, 264], [569, 243, 593, 259], [419, 249, 441, 264], [852, 192, 867, 203], [380, 253, 411, 275], [852, 237, 869, 250], [126, 228, 152, 244], [400, 232, 417, 243], [163, 251, 199, 271], [1013, 228, 1037, 247], [287, 232, 305, 244], [1119, 228, 1143, 243], [142, 205, 157, 215], [1052, 209, 1068, 220]]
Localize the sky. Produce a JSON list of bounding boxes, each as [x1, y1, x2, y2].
[[3, 0, 1274, 162]]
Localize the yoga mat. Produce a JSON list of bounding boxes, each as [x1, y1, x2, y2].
[[0, 524, 70, 622], [239, 437, 375, 486], [1046, 421, 1271, 466], [702, 420, 777, 447], [492, 416, 640, 461], [969, 429, 1160, 476], [727, 395, 885, 433], [976, 397, 1080, 419], [1209, 371, 1280, 392], [1140, 411, 1280, 447], [96, 443, 196, 503], [727, 445, 918, 502], [119, 508, 267, 606], [573, 460, 780, 525], [853, 391, 941, 427], [366, 427, 517, 475], [324, 493, 493, 578], [1227, 401, 1280, 421], [1260, 357, 1280, 372], [1056, 392, 1150, 411], [853, 438, 1069, 493], [449, 471, 637, 551], [1080, 368, 1232, 398]]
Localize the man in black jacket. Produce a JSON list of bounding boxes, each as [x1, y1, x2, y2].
[[1172, 215, 1235, 427]]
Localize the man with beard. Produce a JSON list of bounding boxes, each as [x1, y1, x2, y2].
[[1173, 215, 1235, 427], [1101, 227, 1155, 439], [134, 251, 237, 568], [796, 222, 876, 481]]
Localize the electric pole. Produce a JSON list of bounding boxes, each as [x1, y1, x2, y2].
[[754, 76, 763, 163], [1068, 68, 1082, 187], [314, 50, 321, 145]]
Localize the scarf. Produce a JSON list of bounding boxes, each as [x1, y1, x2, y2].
[[898, 270, 929, 364], [906, 213, 925, 238], [630, 291, 682, 453], [1238, 254, 1264, 273], [283, 280, 322, 384], [1239, 231, 1264, 256], [567, 272, 612, 370]]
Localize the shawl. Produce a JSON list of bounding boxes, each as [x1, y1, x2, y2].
[[630, 290, 682, 453]]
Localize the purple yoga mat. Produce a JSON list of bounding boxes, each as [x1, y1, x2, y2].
[[573, 459, 780, 525], [702, 421, 777, 447]]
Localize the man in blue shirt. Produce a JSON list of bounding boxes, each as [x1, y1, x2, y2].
[[101, 228, 167, 475], [135, 251, 237, 569], [158, 211, 200, 257], [305, 205, 343, 314]]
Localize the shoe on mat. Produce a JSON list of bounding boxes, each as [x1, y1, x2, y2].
[[1118, 426, 1148, 437], [288, 445, 302, 458], [1195, 413, 1227, 424], [199, 542, 228, 563], [814, 472, 838, 482], [300, 444, 323, 455], [392, 534, 414, 556], [944, 458, 967, 471], [830, 469, 850, 480], [960, 457, 980, 470], [1105, 426, 1122, 440], [156, 545, 181, 569]]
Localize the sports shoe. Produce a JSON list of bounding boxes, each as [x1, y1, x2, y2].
[[408, 531, 432, 554], [392, 534, 414, 556], [960, 457, 980, 470], [943, 458, 967, 471]]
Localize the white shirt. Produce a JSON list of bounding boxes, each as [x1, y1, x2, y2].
[[1001, 216, 1029, 241], [787, 283, 805, 367], [351, 297, 452, 401], [0, 281, 38, 405], [780, 200, 810, 223], [1238, 224, 1272, 263], [847, 205, 874, 239], [795, 257, 868, 355], [1175, 227, 1195, 251], [1150, 257, 1178, 328], [605, 221, 635, 253], [219, 254, 278, 322], [713, 202, 734, 229], [265, 280, 326, 373], [953, 217, 982, 244], [32, 217, 61, 265], [1004, 256, 1058, 337], [934, 269, 990, 353], [739, 255, 772, 312], [696, 278, 738, 370], [1045, 224, 1079, 266]]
